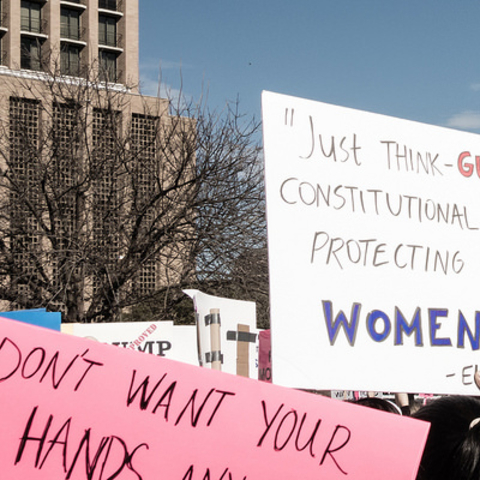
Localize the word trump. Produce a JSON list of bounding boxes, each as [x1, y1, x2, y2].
[[322, 301, 480, 349]]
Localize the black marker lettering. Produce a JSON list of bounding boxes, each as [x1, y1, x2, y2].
[[257, 401, 284, 446], [15, 406, 52, 467], [295, 414, 321, 457], [320, 425, 351, 475]]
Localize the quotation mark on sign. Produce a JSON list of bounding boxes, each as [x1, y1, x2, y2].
[[284, 108, 294, 127]]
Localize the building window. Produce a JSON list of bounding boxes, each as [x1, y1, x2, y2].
[[21, 1, 43, 34], [21, 37, 43, 71], [99, 49, 118, 82], [0, 0, 8, 29], [61, 7, 80, 40], [99, 14, 117, 47], [0, 35, 6, 65], [60, 44, 81, 76], [99, 0, 119, 11]]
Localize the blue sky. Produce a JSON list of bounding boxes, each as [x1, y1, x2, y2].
[[139, 0, 480, 132]]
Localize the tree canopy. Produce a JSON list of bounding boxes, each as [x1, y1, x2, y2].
[[0, 70, 268, 326]]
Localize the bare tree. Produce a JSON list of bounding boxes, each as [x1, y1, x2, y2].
[[0, 68, 267, 325]]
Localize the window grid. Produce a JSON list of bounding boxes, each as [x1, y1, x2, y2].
[[9, 97, 41, 299], [92, 109, 120, 300], [50, 104, 81, 305], [52, 103, 78, 248], [131, 113, 158, 295]]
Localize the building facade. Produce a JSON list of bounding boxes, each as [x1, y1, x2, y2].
[[0, 0, 190, 322], [1, 0, 139, 86]]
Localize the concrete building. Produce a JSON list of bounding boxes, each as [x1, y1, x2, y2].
[[1, 0, 139, 87], [0, 0, 188, 321]]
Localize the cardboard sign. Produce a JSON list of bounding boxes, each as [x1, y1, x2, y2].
[[262, 91, 480, 394], [0, 317, 428, 479], [184, 290, 259, 378], [61, 321, 198, 366]]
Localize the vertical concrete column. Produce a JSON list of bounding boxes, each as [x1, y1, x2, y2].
[[122, 0, 139, 90], [47, 0, 61, 72], [8, 0, 20, 69], [85, 0, 99, 78]]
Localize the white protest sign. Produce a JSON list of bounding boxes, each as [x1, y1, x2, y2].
[[262, 91, 480, 395], [184, 290, 259, 378], [62, 321, 198, 366]]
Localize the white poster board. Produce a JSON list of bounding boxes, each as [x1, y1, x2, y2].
[[61, 321, 198, 366], [262, 91, 480, 395], [184, 290, 259, 378]]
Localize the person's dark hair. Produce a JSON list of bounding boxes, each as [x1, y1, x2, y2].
[[413, 396, 480, 480], [350, 397, 401, 414]]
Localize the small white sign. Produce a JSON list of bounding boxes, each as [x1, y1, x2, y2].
[[184, 290, 259, 378], [61, 321, 198, 366], [262, 91, 480, 394]]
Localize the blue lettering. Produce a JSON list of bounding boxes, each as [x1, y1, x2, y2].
[[457, 311, 480, 350], [367, 310, 391, 342], [395, 307, 423, 346], [322, 301, 361, 346], [429, 309, 452, 346]]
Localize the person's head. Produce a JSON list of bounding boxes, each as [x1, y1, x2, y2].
[[350, 397, 401, 414], [413, 396, 480, 480]]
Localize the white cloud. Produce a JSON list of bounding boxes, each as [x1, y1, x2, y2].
[[138, 59, 192, 103], [139, 75, 162, 97], [470, 83, 480, 92], [445, 111, 480, 131], [140, 59, 187, 75]]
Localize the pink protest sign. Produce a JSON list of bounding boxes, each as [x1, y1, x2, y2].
[[258, 330, 272, 383], [0, 317, 429, 479]]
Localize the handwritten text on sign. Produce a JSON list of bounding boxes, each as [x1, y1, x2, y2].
[[262, 91, 480, 394], [0, 318, 428, 479]]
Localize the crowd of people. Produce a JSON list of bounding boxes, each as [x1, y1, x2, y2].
[[352, 394, 480, 480]]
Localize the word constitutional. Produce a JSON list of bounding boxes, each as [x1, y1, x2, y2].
[[279, 179, 478, 230]]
